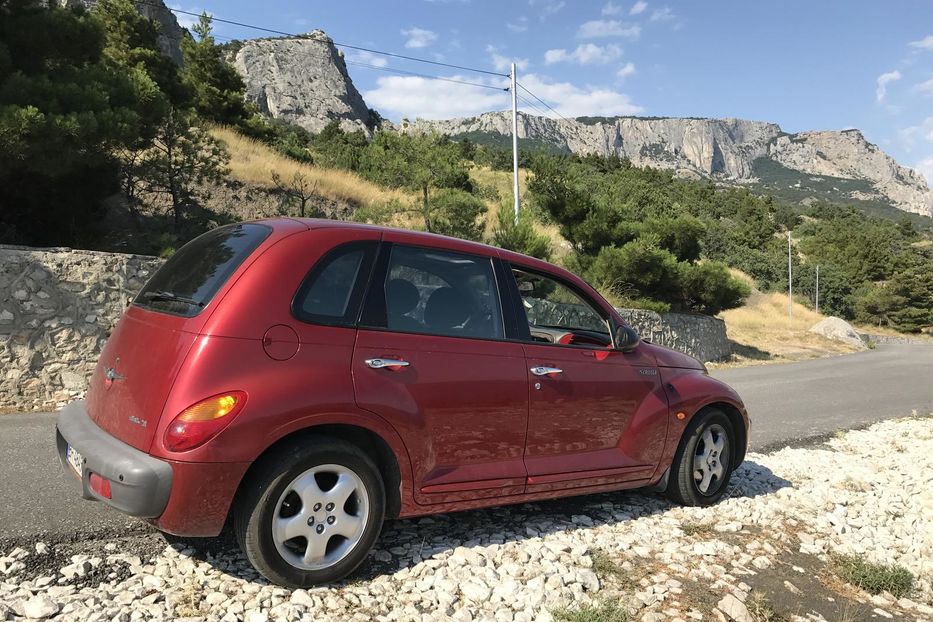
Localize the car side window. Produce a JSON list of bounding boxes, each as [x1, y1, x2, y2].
[[511, 267, 611, 347], [382, 245, 504, 340], [292, 242, 376, 326]]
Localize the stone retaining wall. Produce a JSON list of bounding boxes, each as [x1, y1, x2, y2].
[[0, 246, 732, 412], [0, 245, 162, 411]]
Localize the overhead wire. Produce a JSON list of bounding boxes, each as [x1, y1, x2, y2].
[[344, 61, 508, 91], [139, 1, 509, 78], [515, 93, 555, 120], [516, 82, 569, 122]]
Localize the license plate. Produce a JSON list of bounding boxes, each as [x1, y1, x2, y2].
[[66, 444, 84, 477]]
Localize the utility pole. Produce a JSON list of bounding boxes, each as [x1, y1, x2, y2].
[[815, 264, 820, 315], [510, 62, 520, 224], [787, 231, 793, 319]]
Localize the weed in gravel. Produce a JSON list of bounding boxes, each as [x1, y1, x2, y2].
[[551, 600, 630, 622], [681, 521, 714, 537], [746, 591, 792, 622], [174, 575, 204, 617], [591, 550, 624, 581], [830, 553, 914, 598]]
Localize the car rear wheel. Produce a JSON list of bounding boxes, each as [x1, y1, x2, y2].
[[665, 409, 734, 506], [233, 436, 385, 587]]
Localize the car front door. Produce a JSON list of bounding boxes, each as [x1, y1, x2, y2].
[[505, 264, 669, 494], [352, 239, 529, 505]]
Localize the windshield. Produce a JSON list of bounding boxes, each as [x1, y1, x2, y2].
[[134, 223, 272, 317]]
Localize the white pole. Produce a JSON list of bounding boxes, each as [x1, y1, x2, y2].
[[788, 231, 793, 319], [510, 62, 520, 224], [815, 264, 820, 314]]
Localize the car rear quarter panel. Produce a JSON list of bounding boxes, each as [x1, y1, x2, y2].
[[146, 226, 417, 515]]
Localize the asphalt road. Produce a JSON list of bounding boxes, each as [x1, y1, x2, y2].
[[1, 343, 931, 544]]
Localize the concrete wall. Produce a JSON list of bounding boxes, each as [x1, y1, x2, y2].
[[0, 246, 732, 412]]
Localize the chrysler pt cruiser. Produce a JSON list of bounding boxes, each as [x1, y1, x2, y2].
[[56, 218, 749, 587]]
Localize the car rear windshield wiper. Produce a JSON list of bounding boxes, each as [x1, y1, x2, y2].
[[143, 290, 204, 307]]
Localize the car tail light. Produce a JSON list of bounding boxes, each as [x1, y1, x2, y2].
[[163, 391, 247, 452], [89, 472, 112, 499]]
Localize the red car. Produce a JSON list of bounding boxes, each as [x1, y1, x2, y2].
[[56, 219, 749, 587]]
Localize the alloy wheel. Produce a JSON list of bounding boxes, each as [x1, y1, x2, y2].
[[271, 464, 370, 570]]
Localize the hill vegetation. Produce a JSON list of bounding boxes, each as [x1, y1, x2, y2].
[[1, 0, 929, 332]]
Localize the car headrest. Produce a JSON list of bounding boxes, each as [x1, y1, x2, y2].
[[423, 287, 469, 331], [386, 278, 420, 315]]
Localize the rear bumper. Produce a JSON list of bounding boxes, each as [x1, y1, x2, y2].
[[56, 400, 173, 518]]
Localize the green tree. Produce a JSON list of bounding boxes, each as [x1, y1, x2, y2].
[[136, 108, 229, 232], [491, 204, 553, 260], [0, 0, 151, 244], [179, 13, 248, 125], [360, 131, 472, 233], [429, 189, 486, 241]]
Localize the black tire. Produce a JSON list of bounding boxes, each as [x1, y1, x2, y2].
[[233, 435, 385, 587], [665, 409, 734, 506]]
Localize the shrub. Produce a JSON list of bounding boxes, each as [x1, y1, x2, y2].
[[831, 553, 914, 598], [490, 204, 552, 260]]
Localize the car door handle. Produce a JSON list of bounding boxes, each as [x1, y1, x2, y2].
[[365, 358, 410, 370], [530, 366, 563, 377]]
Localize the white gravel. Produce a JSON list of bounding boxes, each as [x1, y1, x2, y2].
[[1, 415, 931, 622]]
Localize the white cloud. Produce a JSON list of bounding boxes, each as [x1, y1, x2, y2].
[[519, 73, 643, 117], [897, 117, 933, 151], [650, 6, 674, 21], [487, 45, 529, 72], [363, 75, 509, 120], [346, 49, 388, 68], [908, 35, 933, 50], [401, 27, 438, 49], [545, 43, 622, 65], [601, 2, 623, 15], [630, 1, 648, 15], [363, 72, 642, 121], [577, 19, 641, 39], [876, 70, 902, 102], [915, 78, 933, 95], [506, 17, 529, 33], [616, 62, 636, 80], [915, 157, 933, 185], [530, 0, 566, 19]]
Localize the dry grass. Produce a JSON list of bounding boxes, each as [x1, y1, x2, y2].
[[713, 281, 863, 367], [212, 127, 413, 210]]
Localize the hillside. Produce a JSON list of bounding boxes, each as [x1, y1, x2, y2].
[[218, 32, 933, 218], [407, 112, 933, 218]]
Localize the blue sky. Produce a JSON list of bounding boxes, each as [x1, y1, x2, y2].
[[172, 1, 933, 182]]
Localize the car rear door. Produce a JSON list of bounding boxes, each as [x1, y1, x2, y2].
[[504, 263, 669, 494], [352, 236, 529, 505]]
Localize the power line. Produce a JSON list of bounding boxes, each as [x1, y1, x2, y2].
[[516, 81, 569, 122], [344, 61, 508, 92], [139, 1, 508, 78], [516, 93, 555, 120]]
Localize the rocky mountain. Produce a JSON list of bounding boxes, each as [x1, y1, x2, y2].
[[233, 32, 373, 135], [406, 112, 933, 218], [59, 0, 185, 64]]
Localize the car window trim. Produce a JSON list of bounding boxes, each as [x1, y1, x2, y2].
[[359, 242, 510, 343], [290, 240, 380, 328], [505, 261, 616, 349]]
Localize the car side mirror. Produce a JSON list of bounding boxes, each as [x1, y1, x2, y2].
[[614, 324, 640, 352]]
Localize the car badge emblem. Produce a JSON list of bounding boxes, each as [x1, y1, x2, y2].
[[104, 358, 126, 385]]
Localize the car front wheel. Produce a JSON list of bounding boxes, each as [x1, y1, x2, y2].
[[234, 436, 385, 587], [665, 409, 734, 506]]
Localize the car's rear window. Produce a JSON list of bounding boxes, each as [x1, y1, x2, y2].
[[134, 223, 272, 317]]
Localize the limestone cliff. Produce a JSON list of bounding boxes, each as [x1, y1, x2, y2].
[[408, 112, 933, 217], [233, 32, 372, 135]]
